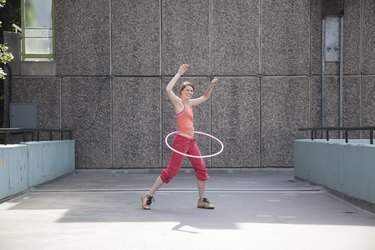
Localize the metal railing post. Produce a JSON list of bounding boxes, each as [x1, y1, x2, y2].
[[345, 130, 348, 143]]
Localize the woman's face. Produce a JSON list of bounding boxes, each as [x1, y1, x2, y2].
[[181, 86, 194, 99]]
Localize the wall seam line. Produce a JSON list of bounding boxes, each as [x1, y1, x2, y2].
[[259, 0, 262, 167]]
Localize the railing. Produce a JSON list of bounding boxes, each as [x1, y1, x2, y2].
[[12, 23, 22, 33], [298, 127, 374, 145], [0, 128, 73, 145]]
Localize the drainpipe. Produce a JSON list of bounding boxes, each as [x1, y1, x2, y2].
[[322, 18, 326, 131], [339, 15, 344, 138], [4, 63, 12, 127]]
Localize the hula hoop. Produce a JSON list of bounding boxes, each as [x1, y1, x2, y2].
[[165, 131, 224, 158]]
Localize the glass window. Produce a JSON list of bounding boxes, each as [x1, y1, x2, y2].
[[21, 0, 54, 61]]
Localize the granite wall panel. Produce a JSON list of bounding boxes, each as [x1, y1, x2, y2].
[[361, 77, 375, 137], [361, 0, 375, 74], [310, 76, 339, 138], [162, 0, 210, 75], [61, 77, 111, 168], [212, 77, 260, 167], [344, 0, 361, 75], [343, 76, 361, 138], [262, 77, 309, 167], [323, 77, 340, 130], [310, 76, 361, 138], [55, 0, 110, 75], [162, 77, 211, 169], [262, 0, 310, 75], [112, 78, 161, 168], [112, 0, 160, 76], [11, 77, 60, 132], [211, 0, 259, 75], [310, 77, 322, 129], [310, 0, 322, 75]]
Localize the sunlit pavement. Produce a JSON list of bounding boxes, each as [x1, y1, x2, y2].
[[1, 168, 374, 250]]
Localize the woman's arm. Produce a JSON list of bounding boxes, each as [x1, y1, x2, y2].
[[190, 77, 218, 107], [166, 64, 189, 106]]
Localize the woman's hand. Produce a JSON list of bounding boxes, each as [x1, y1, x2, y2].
[[178, 64, 189, 75], [211, 77, 218, 85]]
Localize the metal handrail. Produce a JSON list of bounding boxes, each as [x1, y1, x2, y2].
[[0, 128, 73, 145], [298, 127, 374, 144]]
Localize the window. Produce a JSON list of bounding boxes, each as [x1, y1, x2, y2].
[[21, 0, 54, 61]]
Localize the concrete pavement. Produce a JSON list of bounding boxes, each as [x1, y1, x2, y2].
[[0, 168, 374, 250]]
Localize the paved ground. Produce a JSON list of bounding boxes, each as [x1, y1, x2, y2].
[[0, 168, 374, 250]]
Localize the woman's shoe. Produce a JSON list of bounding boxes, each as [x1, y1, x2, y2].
[[141, 194, 154, 210], [197, 198, 215, 209]]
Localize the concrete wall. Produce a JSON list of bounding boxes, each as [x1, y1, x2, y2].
[[4, 0, 375, 168], [294, 139, 375, 205], [0, 141, 75, 201], [0, 145, 28, 200]]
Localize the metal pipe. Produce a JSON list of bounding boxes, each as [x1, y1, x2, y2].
[[345, 130, 348, 143], [339, 16, 344, 138], [322, 18, 326, 136], [4, 64, 12, 128]]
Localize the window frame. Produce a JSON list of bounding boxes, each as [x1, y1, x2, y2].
[[21, 0, 55, 61]]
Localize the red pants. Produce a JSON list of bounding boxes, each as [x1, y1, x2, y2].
[[161, 134, 208, 183]]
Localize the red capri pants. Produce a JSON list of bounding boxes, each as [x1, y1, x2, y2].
[[160, 134, 209, 183]]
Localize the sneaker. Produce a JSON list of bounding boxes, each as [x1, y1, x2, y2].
[[141, 194, 154, 210], [197, 198, 215, 209]]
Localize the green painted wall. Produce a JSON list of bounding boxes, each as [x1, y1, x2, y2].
[[294, 139, 375, 204], [0, 145, 28, 199], [0, 141, 74, 201]]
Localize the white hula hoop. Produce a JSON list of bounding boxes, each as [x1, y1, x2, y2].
[[165, 131, 224, 158]]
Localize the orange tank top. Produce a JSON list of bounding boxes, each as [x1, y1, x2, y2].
[[176, 103, 194, 137]]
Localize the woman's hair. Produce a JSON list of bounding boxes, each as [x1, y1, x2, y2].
[[179, 82, 194, 95]]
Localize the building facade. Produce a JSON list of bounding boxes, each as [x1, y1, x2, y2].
[[4, 0, 375, 169]]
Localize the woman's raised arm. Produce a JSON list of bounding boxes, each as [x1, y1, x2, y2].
[[190, 77, 218, 107], [166, 64, 189, 105]]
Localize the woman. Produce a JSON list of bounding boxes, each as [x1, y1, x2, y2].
[[141, 64, 218, 210]]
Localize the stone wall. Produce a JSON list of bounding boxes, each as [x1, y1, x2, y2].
[[5, 0, 375, 168]]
